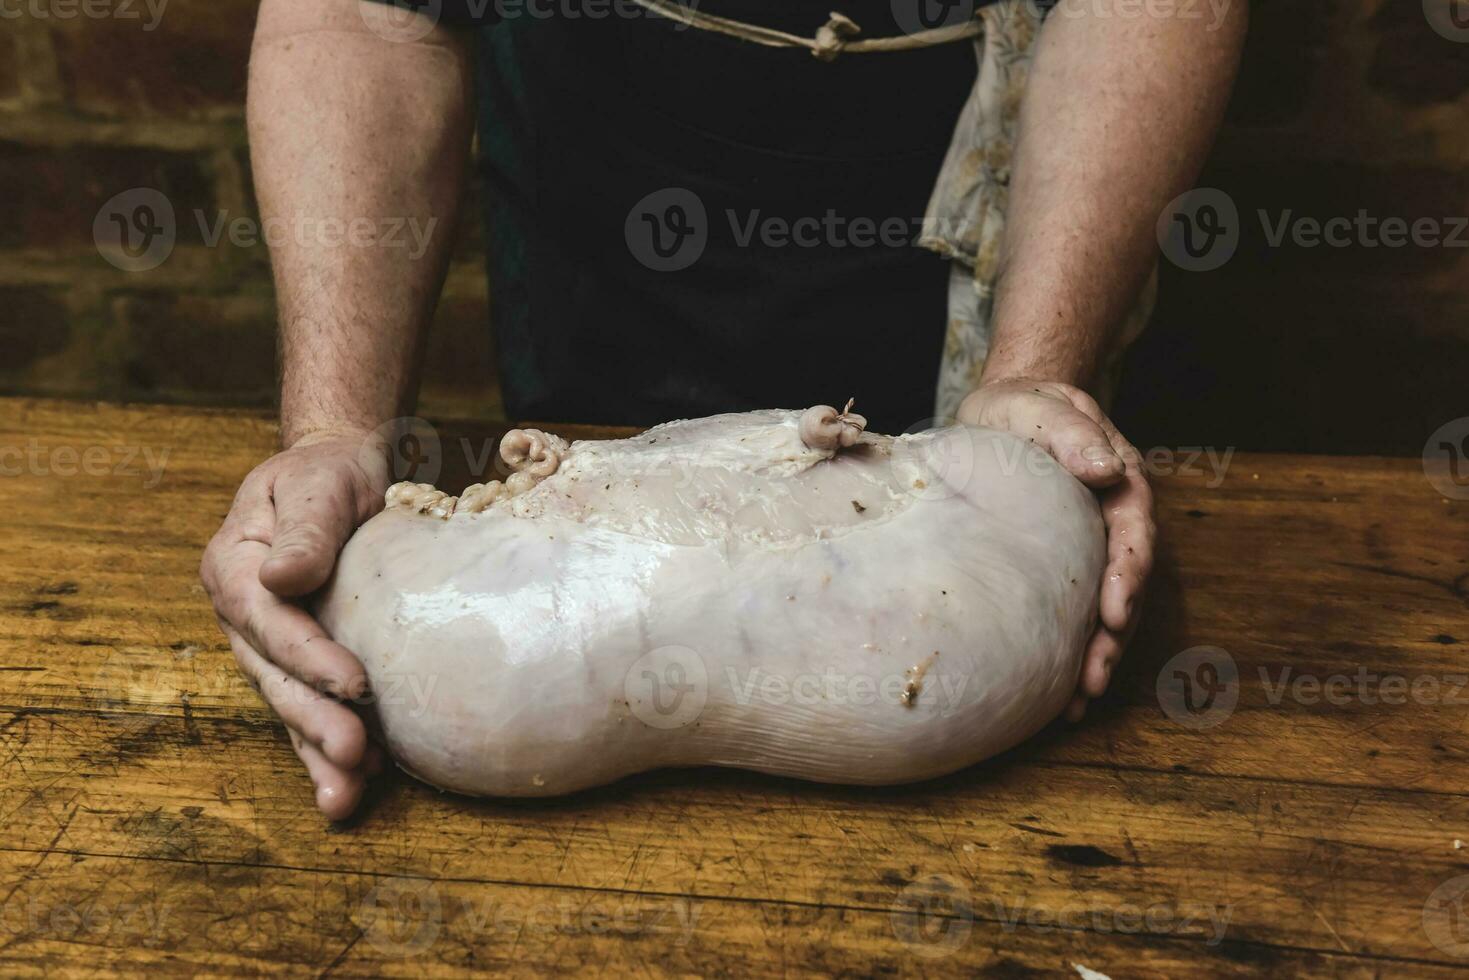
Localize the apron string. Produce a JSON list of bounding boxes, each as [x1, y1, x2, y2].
[[629, 2, 984, 62]]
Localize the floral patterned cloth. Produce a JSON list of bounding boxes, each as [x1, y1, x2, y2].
[[921, 0, 1157, 418]]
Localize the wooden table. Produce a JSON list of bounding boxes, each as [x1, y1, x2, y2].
[[1, 397, 1466, 977]]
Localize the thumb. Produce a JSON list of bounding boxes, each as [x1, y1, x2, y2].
[[1044, 407, 1126, 488], [258, 468, 359, 597], [965, 385, 1126, 488]]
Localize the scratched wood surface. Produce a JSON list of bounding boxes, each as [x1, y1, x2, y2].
[[1, 396, 1466, 977]]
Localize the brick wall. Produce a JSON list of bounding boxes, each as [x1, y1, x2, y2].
[[0, 1, 1465, 453], [0, 0, 498, 420]]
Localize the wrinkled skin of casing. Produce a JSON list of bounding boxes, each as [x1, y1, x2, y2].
[[315, 409, 1106, 797]]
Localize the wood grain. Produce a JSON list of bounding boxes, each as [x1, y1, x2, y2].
[[1, 397, 1466, 977]]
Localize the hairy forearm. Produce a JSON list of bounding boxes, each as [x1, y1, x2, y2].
[[248, 0, 475, 446], [983, 0, 1247, 388]]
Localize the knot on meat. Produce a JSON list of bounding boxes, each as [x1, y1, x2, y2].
[[501, 428, 568, 478], [799, 399, 868, 452]]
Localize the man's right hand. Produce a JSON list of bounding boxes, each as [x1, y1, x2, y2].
[[200, 429, 392, 820]]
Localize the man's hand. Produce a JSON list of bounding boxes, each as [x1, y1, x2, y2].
[[958, 379, 1155, 721], [950, 0, 1241, 719], [200, 429, 392, 819], [232, 0, 474, 818]]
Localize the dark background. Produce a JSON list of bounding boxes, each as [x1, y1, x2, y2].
[[1, 0, 1465, 455]]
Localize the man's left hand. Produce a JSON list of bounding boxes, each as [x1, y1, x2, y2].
[[957, 378, 1155, 721]]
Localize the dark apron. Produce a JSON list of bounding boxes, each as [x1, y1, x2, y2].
[[473, 2, 978, 431]]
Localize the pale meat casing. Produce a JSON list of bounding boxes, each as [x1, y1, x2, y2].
[[315, 408, 1107, 797]]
